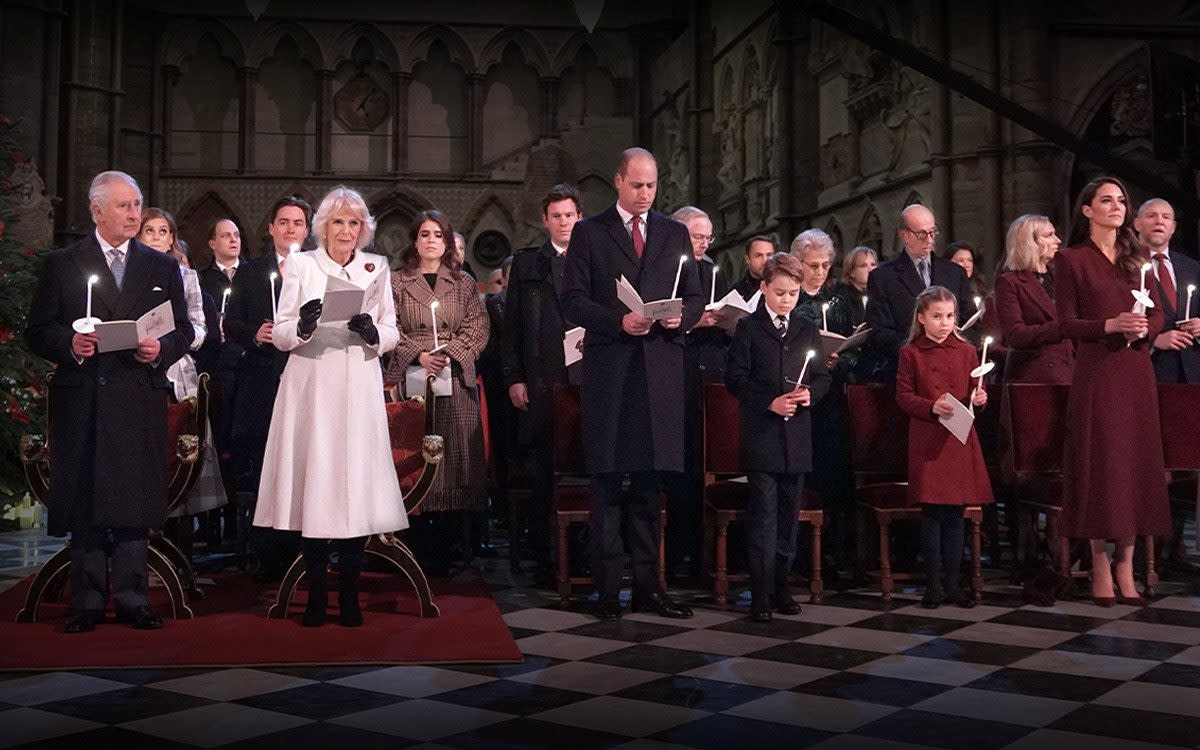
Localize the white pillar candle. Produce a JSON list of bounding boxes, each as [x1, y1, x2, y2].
[[671, 254, 687, 299], [85, 274, 99, 321], [862, 295, 868, 311], [710, 266, 719, 306], [269, 272, 279, 321], [1140, 262, 1151, 294], [221, 287, 231, 317], [430, 299, 440, 350], [1186, 284, 1196, 320], [796, 348, 816, 386], [821, 302, 830, 332]]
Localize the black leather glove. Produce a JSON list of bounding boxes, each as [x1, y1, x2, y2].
[[347, 312, 379, 346], [298, 299, 323, 337]]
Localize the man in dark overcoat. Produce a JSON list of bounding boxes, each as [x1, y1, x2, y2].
[[561, 148, 704, 619], [502, 183, 584, 577], [25, 170, 194, 632], [864, 204, 975, 382], [222, 195, 310, 575]]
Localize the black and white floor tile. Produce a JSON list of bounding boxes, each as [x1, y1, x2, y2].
[[0, 526, 1198, 749]]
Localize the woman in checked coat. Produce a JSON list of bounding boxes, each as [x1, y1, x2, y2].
[[385, 209, 490, 573]]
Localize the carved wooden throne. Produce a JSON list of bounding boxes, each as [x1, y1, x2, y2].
[[15, 373, 214, 622], [266, 376, 445, 619]]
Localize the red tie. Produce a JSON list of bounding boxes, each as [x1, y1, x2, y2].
[[1154, 253, 1176, 308], [631, 215, 645, 259]]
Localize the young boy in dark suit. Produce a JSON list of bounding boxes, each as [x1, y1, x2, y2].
[[725, 253, 831, 621]]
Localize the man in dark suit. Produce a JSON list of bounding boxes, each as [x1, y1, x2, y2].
[[734, 235, 776, 300], [223, 195, 310, 576], [25, 171, 194, 632], [1135, 198, 1200, 575], [864, 204, 975, 381], [503, 184, 584, 578], [479, 255, 512, 558], [562, 148, 704, 619], [196, 218, 243, 539], [1135, 199, 1200, 383]]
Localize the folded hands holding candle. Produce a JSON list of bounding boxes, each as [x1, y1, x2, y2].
[[1105, 310, 1149, 341], [770, 388, 809, 417]]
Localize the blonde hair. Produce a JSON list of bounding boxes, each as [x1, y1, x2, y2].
[[1004, 214, 1053, 272], [842, 245, 878, 278], [906, 285, 966, 344], [311, 185, 376, 252]]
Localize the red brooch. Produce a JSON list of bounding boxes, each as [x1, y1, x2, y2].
[[364, 263, 375, 273]]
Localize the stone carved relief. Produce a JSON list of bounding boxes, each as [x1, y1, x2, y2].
[[716, 116, 742, 198], [882, 67, 930, 171], [6, 161, 54, 249], [1110, 71, 1151, 137], [655, 94, 689, 210], [820, 133, 852, 188]]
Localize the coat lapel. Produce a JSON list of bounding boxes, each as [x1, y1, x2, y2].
[[71, 236, 120, 319], [112, 241, 156, 318], [599, 206, 641, 269], [896, 256, 926, 298], [1020, 272, 1056, 319]]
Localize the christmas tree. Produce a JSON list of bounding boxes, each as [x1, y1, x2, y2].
[[0, 114, 52, 518]]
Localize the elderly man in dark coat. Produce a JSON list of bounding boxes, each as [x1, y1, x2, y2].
[[25, 171, 193, 633], [562, 147, 704, 620]]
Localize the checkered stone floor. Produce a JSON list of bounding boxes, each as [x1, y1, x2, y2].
[[1, 527, 1198, 749]]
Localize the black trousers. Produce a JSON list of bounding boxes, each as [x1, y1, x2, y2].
[[745, 472, 805, 598], [69, 525, 149, 614], [516, 431, 553, 564], [589, 471, 665, 602]]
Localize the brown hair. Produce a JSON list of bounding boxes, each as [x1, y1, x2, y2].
[[745, 234, 777, 256], [906, 285, 966, 344], [760, 252, 803, 285], [269, 194, 313, 226], [140, 207, 187, 265], [542, 183, 583, 215], [400, 209, 459, 273], [1067, 176, 1142, 282]]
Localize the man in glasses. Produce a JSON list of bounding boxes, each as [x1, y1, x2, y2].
[[863, 204, 975, 382]]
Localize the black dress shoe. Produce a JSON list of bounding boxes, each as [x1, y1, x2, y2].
[[115, 606, 163, 630], [594, 600, 624, 620], [749, 595, 773, 622], [945, 588, 977, 609], [631, 592, 693, 619], [920, 588, 944, 609], [773, 593, 801, 615], [64, 610, 104, 634]]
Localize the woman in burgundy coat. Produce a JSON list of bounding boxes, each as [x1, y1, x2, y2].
[[1057, 177, 1172, 606], [897, 286, 993, 608], [994, 215, 1075, 384]]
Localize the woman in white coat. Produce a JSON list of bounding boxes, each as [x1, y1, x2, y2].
[[254, 186, 407, 627]]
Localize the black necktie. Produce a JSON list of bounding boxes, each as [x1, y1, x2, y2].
[[776, 314, 788, 336]]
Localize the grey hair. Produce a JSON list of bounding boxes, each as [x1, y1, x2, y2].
[[789, 228, 835, 260], [88, 171, 142, 212], [311, 185, 377, 252], [671, 205, 709, 224]]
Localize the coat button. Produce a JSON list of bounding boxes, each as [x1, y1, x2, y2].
[[98, 376, 106, 386]]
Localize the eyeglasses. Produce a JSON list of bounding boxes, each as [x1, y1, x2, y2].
[[689, 234, 714, 245], [903, 227, 940, 241]]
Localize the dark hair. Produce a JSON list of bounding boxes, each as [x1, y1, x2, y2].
[[268, 194, 313, 226], [501, 254, 514, 274], [745, 235, 777, 256], [945, 240, 988, 294], [401, 209, 458, 273], [542, 183, 583, 215], [906, 285, 965, 344], [761, 252, 803, 285], [1067, 176, 1142, 282], [944, 241, 977, 263]]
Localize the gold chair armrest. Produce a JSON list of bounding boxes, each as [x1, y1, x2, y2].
[[176, 434, 200, 465]]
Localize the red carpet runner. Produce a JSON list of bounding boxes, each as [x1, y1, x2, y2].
[[0, 570, 522, 670]]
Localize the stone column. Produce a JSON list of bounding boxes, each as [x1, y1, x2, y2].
[[392, 71, 410, 173], [539, 77, 560, 138], [315, 69, 333, 173], [238, 66, 257, 173]]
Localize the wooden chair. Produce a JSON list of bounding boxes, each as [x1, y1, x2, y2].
[[267, 378, 444, 619], [552, 384, 667, 608], [16, 374, 213, 622], [701, 383, 824, 605], [845, 384, 983, 604], [1004, 383, 1161, 594], [1157, 383, 1200, 581]]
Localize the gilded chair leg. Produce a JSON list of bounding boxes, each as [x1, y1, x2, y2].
[[879, 517, 893, 604], [15, 545, 71, 623], [809, 516, 824, 604], [715, 519, 729, 606], [148, 545, 194, 619], [556, 516, 571, 608], [150, 533, 203, 600], [970, 515, 983, 602], [267, 554, 307, 619], [365, 533, 440, 618]]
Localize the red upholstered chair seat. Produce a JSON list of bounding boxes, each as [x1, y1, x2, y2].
[[552, 483, 591, 513], [1158, 384, 1200, 470], [386, 400, 428, 495]]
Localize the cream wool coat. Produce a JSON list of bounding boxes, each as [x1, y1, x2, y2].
[[254, 247, 409, 538]]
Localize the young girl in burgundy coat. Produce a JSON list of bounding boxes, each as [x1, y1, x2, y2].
[[896, 286, 993, 608]]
